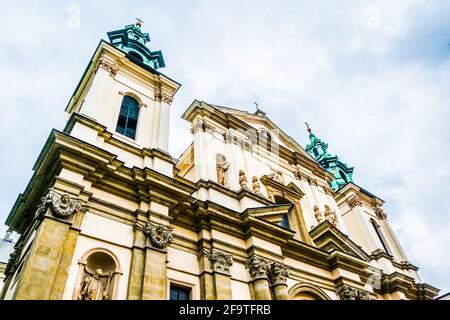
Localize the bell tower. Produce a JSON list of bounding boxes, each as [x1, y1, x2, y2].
[[305, 124, 354, 191], [65, 20, 179, 155]]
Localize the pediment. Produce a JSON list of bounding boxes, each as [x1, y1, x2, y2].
[[243, 204, 292, 225], [310, 221, 371, 262]]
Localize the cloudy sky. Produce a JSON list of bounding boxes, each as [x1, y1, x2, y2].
[[0, 0, 449, 295]]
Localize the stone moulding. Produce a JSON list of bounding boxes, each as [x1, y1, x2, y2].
[[35, 190, 81, 219]]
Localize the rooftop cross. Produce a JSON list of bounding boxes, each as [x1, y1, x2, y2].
[[135, 18, 144, 28]]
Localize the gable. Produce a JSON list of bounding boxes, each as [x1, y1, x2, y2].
[[310, 221, 371, 262]]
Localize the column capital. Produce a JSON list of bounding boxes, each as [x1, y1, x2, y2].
[[206, 249, 233, 275]]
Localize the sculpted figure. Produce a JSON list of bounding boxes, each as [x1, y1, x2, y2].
[[79, 269, 110, 300], [216, 155, 230, 187], [252, 176, 261, 194], [239, 170, 248, 188], [314, 205, 324, 223], [273, 171, 284, 184], [324, 205, 338, 227]]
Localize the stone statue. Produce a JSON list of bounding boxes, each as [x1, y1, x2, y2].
[[324, 205, 338, 227], [78, 269, 111, 300], [314, 205, 324, 223], [273, 171, 284, 185], [216, 156, 229, 187], [239, 170, 248, 188], [252, 176, 261, 194]]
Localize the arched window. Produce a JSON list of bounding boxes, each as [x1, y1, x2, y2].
[[116, 96, 139, 139]]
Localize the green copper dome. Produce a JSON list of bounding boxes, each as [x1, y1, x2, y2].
[[107, 20, 165, 70], [305, 125, 354, 191]]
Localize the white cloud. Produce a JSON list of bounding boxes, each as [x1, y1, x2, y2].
[[0, 0, 449, 294]]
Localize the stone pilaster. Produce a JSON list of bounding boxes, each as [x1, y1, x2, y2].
[[209, 249, 233, 300], [127, 229, 146, 300], [246, 256, 272, 300], [12, 190, 82, 300], [268, 262, 289, 300], [134, 221, 173, 300]]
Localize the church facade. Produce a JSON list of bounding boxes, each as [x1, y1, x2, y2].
[[0, 22, 439, 300]]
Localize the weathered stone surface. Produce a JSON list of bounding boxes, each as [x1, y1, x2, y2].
[[13, 218, 74, 300], [142, 248, 167, 300], [127, 247, 145, 300]]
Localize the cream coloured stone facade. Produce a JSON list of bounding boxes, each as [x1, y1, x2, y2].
[[0, 24, 439, 300]]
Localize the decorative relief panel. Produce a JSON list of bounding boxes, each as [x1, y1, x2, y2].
[[136, 221, 173, 250], [35, 190, 81, 219], [337, 284, 371, 300]]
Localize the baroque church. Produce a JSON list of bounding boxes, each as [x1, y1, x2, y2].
[[0, 21, 439, 300]]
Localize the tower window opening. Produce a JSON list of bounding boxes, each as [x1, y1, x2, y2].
[[116, 96, 139, 139], [370, 219, 393, 256]]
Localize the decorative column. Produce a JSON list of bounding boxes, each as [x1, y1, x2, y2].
[[246, 256, 272, 300], [139, 222, 173, 300], [268, 263, 289, 300], [12, 190, 83, 300]]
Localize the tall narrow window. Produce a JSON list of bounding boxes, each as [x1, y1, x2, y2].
[[370, 219, 393, 256], [170, 285, 191, 300], [258, 129, 272, 152], [116, 96, 139, 139]]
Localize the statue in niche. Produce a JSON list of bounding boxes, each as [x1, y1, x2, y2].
[[216, 154, 230, 187], [252, 176, 262, 194], [78, 268, 112, 300], [314, 205, 324, 223], [239, 170, 248, 188], [324, 205, 338, 227]]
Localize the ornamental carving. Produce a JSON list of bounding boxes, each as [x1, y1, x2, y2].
[[314, 205, 324, 223], [142, 222, 173, 249], [347, 195, 362, 208], [207, 249, 233, 274], [154, 87, 173, 104], [375, 208, 387, 220], [268, 262, 289, 286], [324, 205, 338, 227], [35, 190, 81, 219], [4, 250, 20, 276], [97, 58, 119, 77], [337, 285, 371, 300], [246, 256, 271, 280], [239, 170, 248, 189]]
